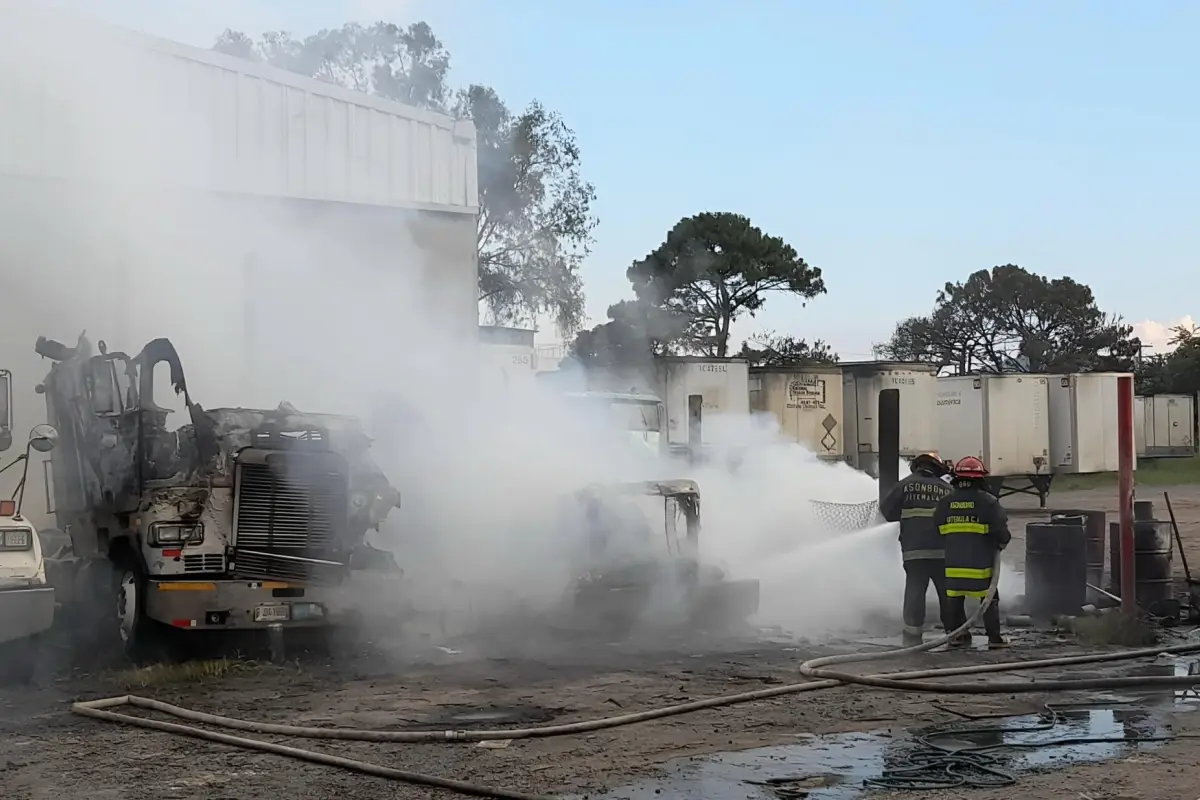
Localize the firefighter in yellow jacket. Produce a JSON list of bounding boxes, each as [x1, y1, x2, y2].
[[932, 456, 1011, 649]]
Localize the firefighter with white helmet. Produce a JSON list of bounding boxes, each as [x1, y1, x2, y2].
[[933, 455, 1012, 649]]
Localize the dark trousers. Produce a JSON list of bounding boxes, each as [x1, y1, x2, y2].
[[902, 559, 953, 635], [946, 593, 1002, 640]]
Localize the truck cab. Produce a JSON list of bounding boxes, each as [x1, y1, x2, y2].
[[34, 333, 400, 661]]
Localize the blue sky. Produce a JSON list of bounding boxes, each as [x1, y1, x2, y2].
[[68, 1, 1199, 357]]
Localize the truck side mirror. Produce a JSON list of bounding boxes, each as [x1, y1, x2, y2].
[[29, 424, 58, 453], [0, 369, 12, 453]]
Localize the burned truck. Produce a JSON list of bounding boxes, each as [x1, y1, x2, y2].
[[35, 333, 399, 659]]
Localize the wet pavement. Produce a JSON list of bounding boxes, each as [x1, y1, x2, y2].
[[575, 709, 1175, 799], [574, 656, 1200, 800]]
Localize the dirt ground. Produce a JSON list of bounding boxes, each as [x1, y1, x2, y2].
[[3, 482, 1200, 800]]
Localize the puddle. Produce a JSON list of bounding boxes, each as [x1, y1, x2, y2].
[[574, 707, 1175, 799], [1081, 657, 1200, 710]]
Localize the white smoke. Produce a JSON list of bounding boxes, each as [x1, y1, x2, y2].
[[0, 4, 936, 658]]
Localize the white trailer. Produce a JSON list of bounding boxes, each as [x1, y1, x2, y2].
[[479, 326, 538, 397], [748, 366, 845, 459], [661, 358, 751, 448], [1140, 393, 1196, 458], [575, 357, 750, 451], [936, 374, 1053, 506], [1048, 373, 1137, 474], [841, 362, 937, 476]]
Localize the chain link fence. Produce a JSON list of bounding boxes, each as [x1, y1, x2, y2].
[[809, 499, 881, 533]]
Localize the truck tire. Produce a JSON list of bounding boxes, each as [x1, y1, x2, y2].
[[115, 566, 172, 664]]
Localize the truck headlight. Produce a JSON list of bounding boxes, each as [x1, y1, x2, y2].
[[150, 522, 204, 547], [0, 528, 32, 550]]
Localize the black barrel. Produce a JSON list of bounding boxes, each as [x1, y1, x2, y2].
[[1025, 521, 1088, 617], [1053, 510, 1106, 603], [1107, 518, 1175, 608], [1134, 500, 1155, 521]]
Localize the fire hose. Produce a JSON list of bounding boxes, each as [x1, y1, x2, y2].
[[71, 555, 1200, 800]]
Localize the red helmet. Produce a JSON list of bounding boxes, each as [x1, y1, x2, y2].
[[953, 456, 989, 479]]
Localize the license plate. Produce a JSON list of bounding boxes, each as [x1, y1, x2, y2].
[[253, 604, 290, 623]]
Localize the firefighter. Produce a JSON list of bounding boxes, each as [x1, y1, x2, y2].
[[880, 452, 955, 646], [933, 455, 1012, 649]]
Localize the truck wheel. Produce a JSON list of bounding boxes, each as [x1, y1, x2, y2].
[[116, 567, 169, 664]]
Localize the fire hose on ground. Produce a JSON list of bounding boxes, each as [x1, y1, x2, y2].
[[71, 556, 1200, 800]]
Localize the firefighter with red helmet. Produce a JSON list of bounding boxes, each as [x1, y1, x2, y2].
[[932, 455, 1012, 649], [880, 452, 955, 646]]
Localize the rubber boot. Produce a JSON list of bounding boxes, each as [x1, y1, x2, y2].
[[947, 633, 971, 649], [901, 631, 923, 648], [987, 637, 1010, 650]]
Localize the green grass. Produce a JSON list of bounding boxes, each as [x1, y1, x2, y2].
[[105, 658, 261, 689], [1053, 455, 1200, 492]]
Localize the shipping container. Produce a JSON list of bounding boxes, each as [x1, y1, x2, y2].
[[935, 374, 1051, 478], [1048, 373, 1137, 474], [577, 357, 751, 447], [1141, 394, 1196, 458], [661, 358, 750, 447], [841, 361, 936, 475], [748, 366, 845, 458]]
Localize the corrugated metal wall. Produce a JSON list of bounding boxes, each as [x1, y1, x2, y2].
[[0, 8, 478, 213]]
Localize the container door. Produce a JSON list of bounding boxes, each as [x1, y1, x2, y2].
[[1134, 396, 1146, 457], [1167, 396, 1193, 450], [1151, 396, 1172, 453], [1047, 377, 1075, 469], [855, 375, 876, 458], [842, 374, 860, 468], [985, 375, 1050, 475]]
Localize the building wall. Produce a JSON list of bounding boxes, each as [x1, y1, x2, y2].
[[0, 7, 478, 213]]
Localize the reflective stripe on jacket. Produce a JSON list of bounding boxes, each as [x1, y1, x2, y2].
[[879, 472, 953, 561], [933, 487, 1012, 598]]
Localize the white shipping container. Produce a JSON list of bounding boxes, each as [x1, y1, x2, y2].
[[1048, 373, 1135, 474], [663, 359, 750, 446], [842, 362, 936, 473], [1143, 394, 1196, 457], [748, 367, 845, 458], [935, 374, 1050, 477]]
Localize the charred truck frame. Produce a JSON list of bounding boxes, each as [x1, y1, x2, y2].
[[36, 334, 398, 658]]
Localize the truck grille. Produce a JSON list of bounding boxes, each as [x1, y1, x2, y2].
[[234, 550, 346, 584], [183, 553, 226, 573], [233, 456, 349, 584]]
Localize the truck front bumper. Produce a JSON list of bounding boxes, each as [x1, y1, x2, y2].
[[0, 587, 55, 644], [145, 579, 356, 631]]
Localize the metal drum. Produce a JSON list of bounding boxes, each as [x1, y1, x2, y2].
[[1024, 521, 1088, 617], [1052, 510, 1106, 604], [1108, 517, 1175, 609], [1134, 520, 1174, 607]]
